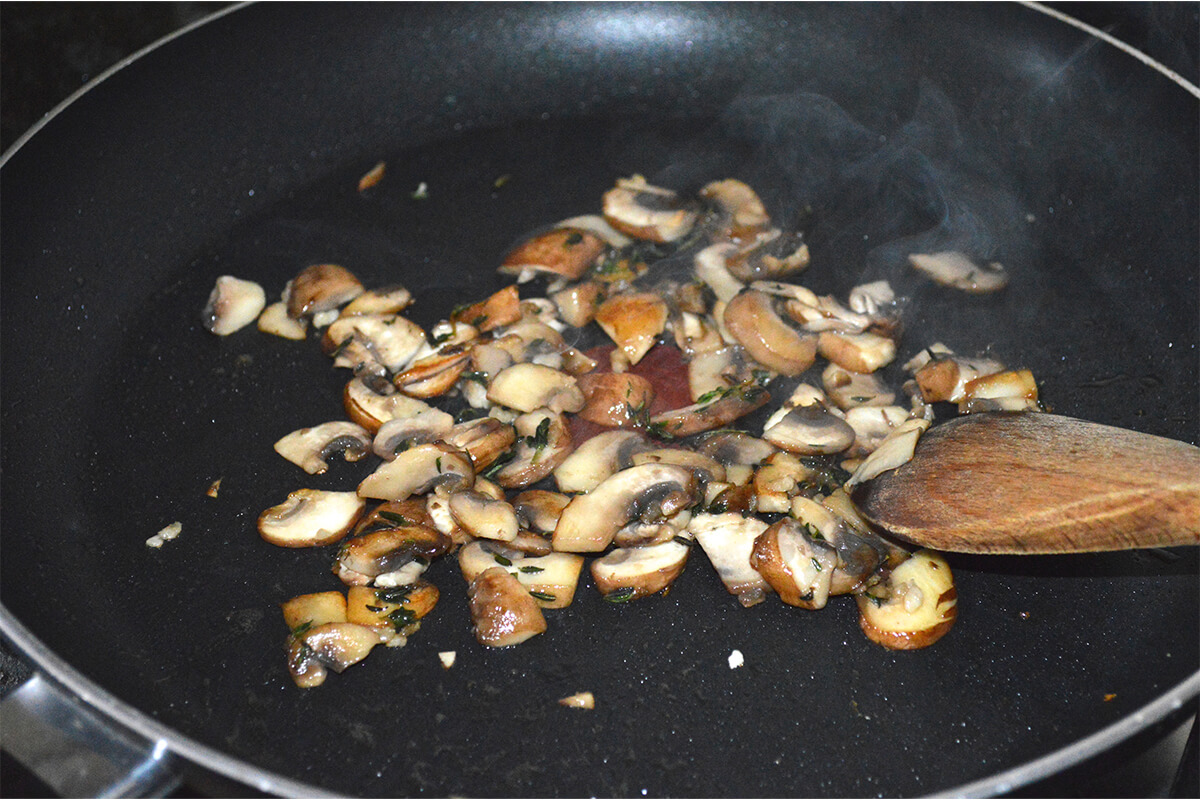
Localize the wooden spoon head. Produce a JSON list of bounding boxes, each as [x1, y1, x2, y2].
[[852, 412, 1200, 554]]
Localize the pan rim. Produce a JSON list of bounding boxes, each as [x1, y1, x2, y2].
[[1, 2, 1197, 796]]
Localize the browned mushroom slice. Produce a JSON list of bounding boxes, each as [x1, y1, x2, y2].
[[551, 280, 607, 328], [450, 285, 522, 332], [340, 284, 413, 317], [258, 489, 366, 548], [487, 363, 584, 414], [448, 490, 519, 542], [346, 582, 439, 643], [857, 550, 958, 650], [491, 410, 573, 489], [372, 408, 455, 459], [281, 591, 347, 631], [467, 567, 548, 647], [555, 214, 635, 248], [722, 230, 810, 282], [333, 524, 451, 585], [553, 463, 699, 553], [322, 313, 426, 374], [285, 622, 382, 688], [591, 539, 691, 601], [908, 349, 1005, 404], [285, 264, 365, 318], [513, 489, 572, 535], [700, 178, 772, 241], [442, 416, 518, 470], [357, 443, 474, 501], [353, 498, 436, 535], [553, 429, 649, 494], [817, 330, 896, 374], [723, 290, 817, 376], [343, 377, 432, 434], [909, 251, 1009, 293], [576, 371, 656, 428], [458, 540, 584, 608], [500, 227, 609, 283], [958, 368, 1041, 413], [602, 174, 698, 243], [648, 383, 771, 440], [273, 421, 371, 475], [762, 402, 856, 456], [594, 292, 669, 369], [393, 345, 471, 398], [688, 512, 772, 607], [203, 275, 267, 336], [750, 517, 839, 610]]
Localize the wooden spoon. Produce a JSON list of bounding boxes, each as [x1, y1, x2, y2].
[[851, 412, 1200, 554]]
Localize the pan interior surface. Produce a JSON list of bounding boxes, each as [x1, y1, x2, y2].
[[1, 4, 1196, 796]]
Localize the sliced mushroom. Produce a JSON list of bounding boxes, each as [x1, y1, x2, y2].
[[602, 174, 698, 243], [594, 292, 669, 368], [847, 280, 895, 315], [281, 591, 347, 631], [750, 517, 839, 610], [500, 227, 609, 282], [789, 496, 888, 595], [686, 345, 742, 402], [822, 363, 896, 410], [203, 275, 266, 335], [576, 371, 655, 428], [285, 621, 382, 688], [372, 408, 455, 459], [442, 416, 518, 470], [274, 421, 372, 475], [553, 463, 699, 553], [693, 243, 745, 304], [843, 405, 912, 456], [285, 264, 364, 318], [513, 490, 573, 535], [258, 489, 366, 548], [333, 524, 451, 584], [393, 345, 471, 398], [551, 280, 607, 328], [555, 214, 635, 249], [700, 178, 771, 241], [553, 430, 649, 494], [487, 363, 584, 414], [723, 290, 817, 376], [959, 368, 1041, 413], [340, 284, 413, 317], [909, 251, 1009, 293], [910, 350, 1005, 404], [467, 566, 548, 647], [648, 383, 771, 439], [671, 311, 727, 358], [590, 539, 690, 600], [346, 582, 439, 643], [751, 451, 814, 513], [448, 490, 519, 542], [762, 402, 856, 455], [490, 410, 573, 489], [817, 330, 896, 374], [693, 430, 778, 469], [343, 377, 433, 434], [458, 540, 585, 608], [857, 550, 958, 650], [357, 443, 474, 501], [723, 230, 810, 282], [450, 285, 522, 332], [845, 417, 930, 487], [352, 498, 436, 535], [631, 448, 726, 484], [257, 300, 308, 340], [689, 512, 772, 607], [322, 313, 426, 374]]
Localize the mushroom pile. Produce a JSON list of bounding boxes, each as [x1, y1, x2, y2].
[[204, 174, 1041, 688]]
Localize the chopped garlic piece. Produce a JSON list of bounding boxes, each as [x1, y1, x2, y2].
[[558, 691, 595, 709], [438, 651, 457, 669], [728, 649, 745, 669], [146, 522, 182, 548]]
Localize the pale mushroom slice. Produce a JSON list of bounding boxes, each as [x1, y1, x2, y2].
[[857, 550, 958, 650], [340, 285, 413, 317], [909, 251, 1009, 293], [323, 313, 427, 374], [392, 344, 472, 399], [751, 451, 814, 513], [343, 377, 433, 434], [612, 510, 693, 547], [843, 405, 913, 456], [822, 363, 896, 410], [281, 591, 347, 632], [490, 409, 574, 489], [333, 524, 451, 586], [258, 489, 366, 548], [500, 227, 609, 283], [847, 280, 895, 315], [693, 431, 778, 475], [285, 622, 383, 688], [762, 402, 856, 456], [688, 512, 771, 607], [274, 421, 372, 475], [590, 539, 691, 601], [458, 540, 585, 609], [203, 275, 267, 335], [789, 496, 889, 596], [750, 517, 840, 610], [512, 490, 572, 535], [487, 363, 584, 414], [594, 292, 669, 369], [693, 243, 746, 304], [551, 280, 607, 328], [357, 443, 475, 501], [467, 567, 548, 647], [817, 330, 896, 374], [700, 178, 772, 240], [845, 417, 931, 487], [284, 264, 365, 319], [553, 463, 700, 553], [671, 311, 727, 359], [722, 230, 810, 282], [372, 408, 456, 459], [442, 416, 518, 470], [553, 430, 649, 494], [346, 582, 439, 645], [555, 214, 634, 249], [631, 448, 726, 484], [602, 174, 698, 243], [685, 345, 744, 403], [959, 368, 1041, 413], [722, 290, 817, 376], [448, 490, 519, 542], [257, 301, 308, 340], [909, 349, 1006, 404]]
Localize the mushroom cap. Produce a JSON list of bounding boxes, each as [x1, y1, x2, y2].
[[448, 490, 520, 542], [274, 421, 371, 475], [576, 371, 656, 428], [372, 408, 456, 459], [285, 264, 364, 318], [648, 383, 771, 440], [553, 463, 700, 553], [357, 443, 475, 501], [258, 489, 366, 548], [467, 567, 548, 647], [750, 517, 839, 610], [334, 524, 451, 579], [343, 377, 432, 434], [590, 540, 691, 600], [553, 429, 649, 494], [490, 410, 574, 489], [762, 402, 857, 455], [602, 174, 698, 243], [442, 416, 518, 470], [322, 313, 427, 374], [458, 540, 584, 609]]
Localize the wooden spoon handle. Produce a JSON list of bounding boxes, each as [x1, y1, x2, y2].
[[855, 413, 1200, 554]]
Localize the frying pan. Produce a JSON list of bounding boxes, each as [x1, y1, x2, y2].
[[2, 3, 1197, 796]]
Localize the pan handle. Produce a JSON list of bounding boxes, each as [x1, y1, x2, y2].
[[0, 672, 180, 797]]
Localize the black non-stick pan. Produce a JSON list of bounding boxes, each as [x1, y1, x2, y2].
[[2, 3, 1197, 796]]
